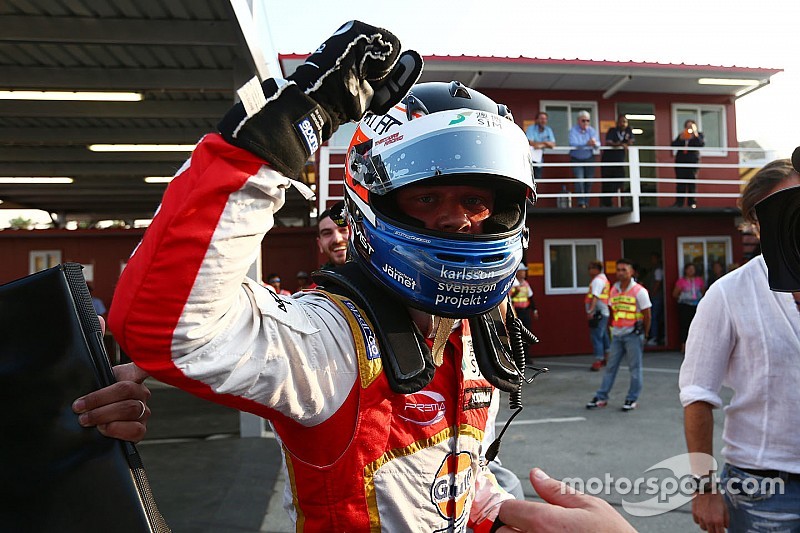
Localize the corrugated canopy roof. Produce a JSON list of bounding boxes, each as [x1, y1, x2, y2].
[[282, 54, 781, 95]]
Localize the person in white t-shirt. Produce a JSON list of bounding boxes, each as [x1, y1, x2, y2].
[[680, 158, 800, 533], [585, 260, 610, 371]]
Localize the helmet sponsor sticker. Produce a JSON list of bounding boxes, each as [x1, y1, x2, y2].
[[393, 230, 431, 244], [449, 111, 503, 129], [440, 265, 502, 281], [382, 263, 417, 290], [436, 282, 497, 295], [362, 112, 402, 136], [352, 221, 375, 256], [475, 111, 504, 129], [375, 132, 404, 147], [399, 390, 446, 426], [430, 451, 473, 527], [434, 293, 489, 310]]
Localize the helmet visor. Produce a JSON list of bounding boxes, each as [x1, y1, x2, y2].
[[351, 113, 534, 197]]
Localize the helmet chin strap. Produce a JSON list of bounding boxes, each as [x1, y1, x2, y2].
[[431, 317, 456, 367]]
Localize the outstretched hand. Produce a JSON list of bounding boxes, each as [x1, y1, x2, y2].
[[72, 361, 151, 443], [497, 468, 636, 533]]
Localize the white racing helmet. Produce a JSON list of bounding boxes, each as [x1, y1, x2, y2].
[[344, 81, 536, 318]]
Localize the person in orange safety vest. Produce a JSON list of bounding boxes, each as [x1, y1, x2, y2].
[[586, 258, 651, 411]]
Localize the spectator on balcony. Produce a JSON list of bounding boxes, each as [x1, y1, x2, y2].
[[600, 115, 634, 207], [671, 119, 705, 208], [525, 111, 556, 181], [569, 110, 599, 208]]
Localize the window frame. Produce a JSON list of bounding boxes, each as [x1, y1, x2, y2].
[[676, 236, 733, 280], [670, 103, 728, 157], [544, 238, 603, 295], [29, 249, 61, 274], [539, 100, 600, 155]]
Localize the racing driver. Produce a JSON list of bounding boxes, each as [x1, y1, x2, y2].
[[108, 20, 633, 533]]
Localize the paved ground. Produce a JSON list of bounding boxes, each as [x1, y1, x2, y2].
[[136, 350, 727, 532]]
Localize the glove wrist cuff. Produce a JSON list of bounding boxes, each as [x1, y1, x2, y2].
[[218, 81, 331, 178]]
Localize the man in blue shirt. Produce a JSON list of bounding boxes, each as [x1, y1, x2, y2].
[[525, 111, 556, 180], [569, 110, 599, 208]]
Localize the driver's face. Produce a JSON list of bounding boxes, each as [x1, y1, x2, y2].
[[394, 184, 495, 234]]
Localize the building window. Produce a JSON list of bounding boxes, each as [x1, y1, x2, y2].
[[29, 250, 61, 274], [671, 104, 727, 156], [540, 101, 599, 153], [544, 239, 603, 294], [677, 236, 732, 284]]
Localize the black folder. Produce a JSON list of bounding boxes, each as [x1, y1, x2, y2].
[[0, 263, 169, 532]]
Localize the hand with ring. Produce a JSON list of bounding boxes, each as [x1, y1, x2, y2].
[[72, 361, 151, 442]]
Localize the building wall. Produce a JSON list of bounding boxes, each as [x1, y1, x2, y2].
[[0, 229, 145, 313], [0, 227, 323, 314], [524, 211, 743, 356], [1, 211, 747, 358]]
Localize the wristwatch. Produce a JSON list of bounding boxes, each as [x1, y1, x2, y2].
[[692, 473, 718, 494]]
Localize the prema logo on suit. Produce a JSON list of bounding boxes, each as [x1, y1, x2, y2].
[[398, 390, 446, 426]]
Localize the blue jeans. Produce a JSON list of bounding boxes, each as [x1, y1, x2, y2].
[[571, 157, 595, 207], [722, 463, 800, 532], [595, 331, 643, 402], [649, 295, 663, 342], [589, 314, 610, 360]]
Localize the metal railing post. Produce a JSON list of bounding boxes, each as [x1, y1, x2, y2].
[[607, 147, 640, 227], [319, 146, 331, 212]]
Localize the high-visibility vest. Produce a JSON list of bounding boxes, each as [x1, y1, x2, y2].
[[511, 280, 531, 309], [584, 273, 610, 308], [609, 281, 644, 328]]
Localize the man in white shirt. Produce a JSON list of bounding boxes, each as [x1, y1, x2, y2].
[[680, 158, 800, 533], [585, 260, 610, 371]]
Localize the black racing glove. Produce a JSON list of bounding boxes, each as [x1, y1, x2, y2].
[[218, 20, 422, 178]]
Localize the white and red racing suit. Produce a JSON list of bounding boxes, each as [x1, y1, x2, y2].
[[108, 133, 513, 532]]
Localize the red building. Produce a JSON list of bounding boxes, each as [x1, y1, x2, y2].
[[0, 55, 781, 357]]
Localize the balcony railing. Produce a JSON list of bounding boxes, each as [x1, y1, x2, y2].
[[318, 145, 774, 227]]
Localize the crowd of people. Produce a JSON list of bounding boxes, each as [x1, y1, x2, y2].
[[525, 111, 710, 209], [59, 19, 799, 533]]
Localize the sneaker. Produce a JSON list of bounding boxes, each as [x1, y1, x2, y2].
[[622, 400, 638, 411], [586, 397, 608, 409], [590, 360, 603, 372], [646, 338, 658, 346]]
